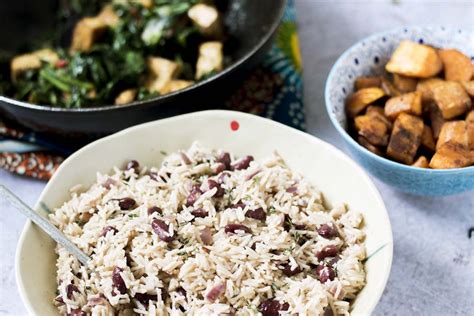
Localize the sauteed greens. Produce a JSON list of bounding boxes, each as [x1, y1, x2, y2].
[[0, 0, 227, 108]]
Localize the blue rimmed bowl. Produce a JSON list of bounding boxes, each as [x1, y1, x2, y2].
[[325, 26, 474, 196]]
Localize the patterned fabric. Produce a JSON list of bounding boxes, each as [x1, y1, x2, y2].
[[0, 0, 304, 180]]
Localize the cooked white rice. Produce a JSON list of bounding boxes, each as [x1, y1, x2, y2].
[[50, 142, 366, 316]]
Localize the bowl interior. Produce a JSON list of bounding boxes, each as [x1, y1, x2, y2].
[[16, 111, 393, 315]]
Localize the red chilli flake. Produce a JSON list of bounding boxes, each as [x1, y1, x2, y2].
[[230, 120, 239, 131]]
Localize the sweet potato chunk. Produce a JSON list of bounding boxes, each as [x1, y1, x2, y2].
[[188, 4, 222, 38], [354, 114, 389, 146], [393, 74, 417, 93], [420, 125, 436, 152], [439, 49, 473, 81], [70, 17, 108, 52], [432, 81, 471, 119], [385, 40, 442, 78], [115, 89, 137, 105], [427, 102, 446, 139], [358, 136, 384, 156], [366, 106, 392, 130], [381, 78, 401, 97], [412, 156, 429, 168], [146, 57, 181, 93], [466, 111, 474, 150], [416, 78, 443, 104], [460, 81, 474, 97], [437, 121, 468, 150], [429, 143, 473, 169], [161, 80, 194, 94], [386, 113, 424, 164], [345, 87, 385, 117], [384, 91, 422, 120], [354, 76, 382, 90], [196, 41, 223, 80], [10, 49, 59, 82]]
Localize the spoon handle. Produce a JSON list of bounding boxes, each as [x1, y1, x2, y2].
[[0, 185, 90, 265]]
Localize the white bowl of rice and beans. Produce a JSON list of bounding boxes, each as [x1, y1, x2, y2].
[[15, 111, 392, 316]]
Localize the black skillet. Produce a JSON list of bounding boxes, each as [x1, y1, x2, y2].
[[0, 0, 286, 138]]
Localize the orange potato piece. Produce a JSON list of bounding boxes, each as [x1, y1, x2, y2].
[[429, 142, 473, 169], [416, 78, 444, 104], [386, 40, 443, 78], [421, 125, 436, 152], [426, 102, 446, 139], [432, 81, 471, 119], [466, 111, 474, 150], [393, 74, 418, 93], [386, 113, 424, 164], [354, 114, 389, 146], [345, 87, 385, 117], [460, 81, 474, 97], [439, 49, 473, 81], [437, 121, 468, 150], [384, 91, 422, 120], [354, 76, 382, 90], [412, 156, 429, 168]]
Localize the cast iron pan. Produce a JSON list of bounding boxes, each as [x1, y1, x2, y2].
[[0, 0, 286, 138]]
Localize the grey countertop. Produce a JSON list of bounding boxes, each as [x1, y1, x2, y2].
[[1, 0, 473, 315]]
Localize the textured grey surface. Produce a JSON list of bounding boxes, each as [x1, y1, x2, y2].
[[1, 0, 474, 315]]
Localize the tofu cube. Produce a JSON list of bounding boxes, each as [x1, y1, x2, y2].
[[11, 49, 59, 81], [393, 74, 418, 93], [439, 49, 473, 81], [416, 78, 443, 104], [465, 111, 474, 150], [386, 40, 442, 78], [196, 41, 223, 80], [354, 76, 382, 90], [412, 156, 429, 168], [421, 125, 436, 152], [460, 81, 474, 97], [386, 113, 424, 164], [345, 87, 385, 117], [384, 91, 423, 120], [188, 4, 222, 37], [98, 5, 119, 27], [354, 114, 389, 146], [437, 121, 468, 150], [70, 17, 108, 52], [429, 142, 473, 169], [432, 81, 471, 119], [161, 80, 194, 94], [115, 89, 137, 105], [146, 57, 181, 93]]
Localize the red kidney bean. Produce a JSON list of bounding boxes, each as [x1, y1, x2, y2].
[[279, 262, 302, 277], [186, 185, 202, 206], [55, 295, 64, 305], [245, 208, 267, 221], [229, 201, 246, 210], [317, 224, 338, 239], [214, 163, 226, 174], [134, 293, 156, 305], [191, 208, 209, 218], [294, 223, 306, 230], [286, 185, 298, 193], [152, 219, 175, 242], [112, 267, 127, 294], [205, 283, 225, 302], [207, 179, 224, 198], [147, 206, 162, 216], [199, 227, 213, 245], [126, 160, 140, 172], [324, 306, 334, 316], [102, 178, 116, 189], [180, 152, 192, 165], [316, 245, 339, 261], [225, 224, 252, 234], [118, 198, 136, 210], [316, 265, 335, 283], [231, 155, 254, 170], [100, 226, 118, 237], [245, 169, 261, 181], [217, 152, 231, 170], [259, 300, 290, 316], [66, 284, 78, 299], [68, 308, 86, 316]]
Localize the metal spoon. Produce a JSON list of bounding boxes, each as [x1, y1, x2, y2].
[[0, 185, 90, 265]]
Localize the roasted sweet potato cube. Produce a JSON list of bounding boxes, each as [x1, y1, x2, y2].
[[354, 114, 389, 146], [70, 17, 108, 52], [432, 81, 471, 119], [427, 102, 446, 139], [439, 49, 473, 81], [345, 87, 385, 117], [460, 81, 474, 97], [386, 113, 424, 164], [358, 136, 384, 156], [412, 156, 429, 168], [429, 143, 473, 169], [384, 91, 422, 120], [465, 111, 474, 150], [385, 40, 443, 78], [10, 49, 59, 82], [188, 4, 222, 38], [437, 121, 468, 150], [196, 41, 223, 80], [421, 125, 436, 152], [115, 89, 137, 105], [381, 78, 401, 97], [393, 74, 417, 93], [416, 78, 444, 104], [354, 76, 382, 90], [161, 80, 194, 94], [146, 57, 181, 93], [366, 106, 392, 130]]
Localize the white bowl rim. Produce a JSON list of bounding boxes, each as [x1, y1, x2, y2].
[[15, 109, 393, 315], [324, 25, 474, 174]]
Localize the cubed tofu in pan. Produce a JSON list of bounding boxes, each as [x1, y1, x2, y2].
[[354, 114, 389, 146], [465, 111, 474, 150], [386, 113, 424, 164], [196, 41, 223, 80], [354, 76, 382, 90], [161, 80, 194, 94], [439, 49, 473, 81], [430, 142, 473, 169], [437, 121, 468, 150], [432, 81, 471, 119], [115, 89, 137, 105], [11, 49, 59, 82], [70, 17, 108, 52], [345, 87, 385, 117], [416, 78, 443, 104], [188, 4, 222, 38], [146, 57, 181, 93], [98, 5, 120, 27], [412, 156, 429, 168], [384, 91, 422, 120], [385, 40, 443, 78], [421, 125, 436, 152], [460, 81, 474, 97], [393, 74, 417, 93]]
